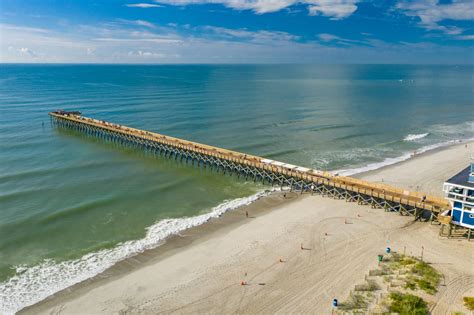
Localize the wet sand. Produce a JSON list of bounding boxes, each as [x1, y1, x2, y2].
[[23, 141, 474, 315]]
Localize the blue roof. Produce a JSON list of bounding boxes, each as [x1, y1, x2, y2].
[[446, 166, 474, 189]]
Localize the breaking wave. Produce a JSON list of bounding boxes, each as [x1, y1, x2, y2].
[[334, 138, 472, 176], [0, 189, 274, 314], [403, 133, 429, 141]]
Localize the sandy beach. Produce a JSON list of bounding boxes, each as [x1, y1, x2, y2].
[[23, 141, 474, 315]]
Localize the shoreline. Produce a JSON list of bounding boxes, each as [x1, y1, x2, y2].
[[14, 140, 474, 314], [344, 138, 473, 178], [20, 191, 305, 314]]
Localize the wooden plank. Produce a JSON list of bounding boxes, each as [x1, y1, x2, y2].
[[49, 112, 450, 214]]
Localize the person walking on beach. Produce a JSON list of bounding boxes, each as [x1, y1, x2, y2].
[[245, 211, 249, 218]]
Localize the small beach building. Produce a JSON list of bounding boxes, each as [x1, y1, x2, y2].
[[442, 162, 474, 229]]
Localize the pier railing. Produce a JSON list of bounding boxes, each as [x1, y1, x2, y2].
[[49, 111, 449, 219]]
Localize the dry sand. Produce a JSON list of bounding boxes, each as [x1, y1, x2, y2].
[[24, 142, 474, 315]]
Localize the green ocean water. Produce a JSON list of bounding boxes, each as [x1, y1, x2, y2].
[[0, 64, 473, 313]]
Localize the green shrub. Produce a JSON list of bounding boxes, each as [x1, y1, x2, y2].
[[405, 280, 416, 290], [415, 278, 436, 295], [389, 292, 428, 315], [464, 296, 474, 310], [400, 257, 416, 266], [411, 262, 441, 294]]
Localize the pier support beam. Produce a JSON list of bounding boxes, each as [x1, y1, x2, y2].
[[50, 112, 447, 228]]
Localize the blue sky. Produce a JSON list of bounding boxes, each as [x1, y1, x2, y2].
[[1, 0, 473, 63]]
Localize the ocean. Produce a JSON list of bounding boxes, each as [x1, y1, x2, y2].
[[0, 64, 473, 313]]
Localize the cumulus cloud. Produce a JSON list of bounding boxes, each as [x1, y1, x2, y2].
[[152, 0, 293, 13], [308, 0, 358, 19], [396, 0, 474, 35], [125, 3, 162, 8], [128, 50, 166, 57], [152, 0, 361, 17], [18, 47, 38, 57], [1, 17, 472, 64]]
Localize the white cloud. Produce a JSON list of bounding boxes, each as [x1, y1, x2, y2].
[[125, 3, 162, 8], [17, 47, 39, 58], [87, 48, 96, 55], [152, 0, 293, 13], [93, 37, 182, 43], [317, 33, 368, 46], [308, 0, 358, 19], [133, 20, 156, 28], [0, 24, 48, 33], [152, 0, 361, 17], [318, 33, 340, 41], [396, 0, 474, 35], [117, 19, 156, 28], [201, 25, 299, 42], [128, 50, 167, 57], [1, 20, 472, 64]]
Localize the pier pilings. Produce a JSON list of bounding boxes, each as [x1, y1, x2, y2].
[[50, 112, 449, 220]]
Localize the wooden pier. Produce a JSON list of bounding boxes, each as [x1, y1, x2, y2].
[[49, 111, 449, 220]]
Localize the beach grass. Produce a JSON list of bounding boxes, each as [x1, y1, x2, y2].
[[411, 261, 441, 294], [464, 296, 474, 310], [389, 292, 428, 315], [386, 254, 440, 295], [338, 293, 368, 311]]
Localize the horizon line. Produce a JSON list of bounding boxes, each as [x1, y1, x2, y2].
[[1, 62, 473, 66]]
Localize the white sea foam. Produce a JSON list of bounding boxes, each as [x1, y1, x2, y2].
[[403, 133, 429, 141], [0, 189, 274, 314], [334, 138, 473, 176]]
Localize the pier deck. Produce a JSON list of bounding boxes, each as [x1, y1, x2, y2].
[[49, 111, 449, 219]]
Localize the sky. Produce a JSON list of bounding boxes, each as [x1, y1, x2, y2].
[[0, 0, 473, 64]]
